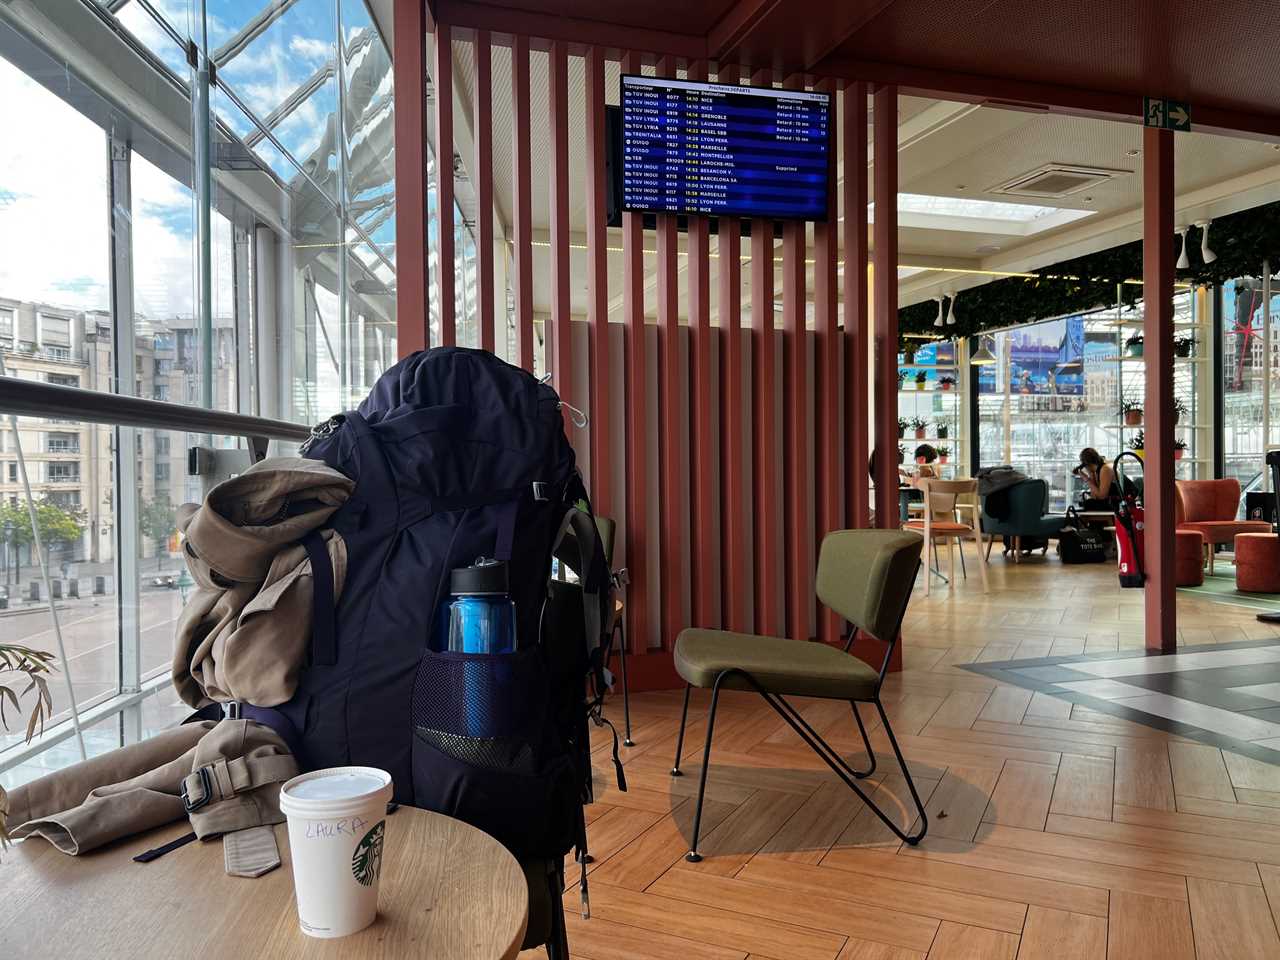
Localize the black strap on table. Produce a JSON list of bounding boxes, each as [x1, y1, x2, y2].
[[133, 830, 198, 863], [302, 530, 337, 666]]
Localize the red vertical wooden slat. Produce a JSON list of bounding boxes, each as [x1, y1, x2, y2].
[[549, 41, 572, 420], [432, 20, 455, 346], [656, 54, 684, 650], [392, 0, 428, 356], [621, 50, 649, 656], [473, 30, 495, 351], [814, 77, 840, 644], [511, 35, 534, 371], [782, 75, 811, 643], [718, 63, 746, 633], [687, 59, 715, 629], [844, 81, 870, 528], [750, 66, 780, 638], [872, 83, 899, 529], [1143, 126, 1176, 654], [586, 47, 612, 519]]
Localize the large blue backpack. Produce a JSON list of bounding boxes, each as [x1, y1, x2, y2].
[[256, 347, 619, 862]]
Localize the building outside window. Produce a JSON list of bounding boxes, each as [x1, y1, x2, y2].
[[46, 432, 79, 454], [47, 462, 80, 483]]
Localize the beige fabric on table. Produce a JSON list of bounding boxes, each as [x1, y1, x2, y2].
[[7, 720, 296, 868], [173, 456, 353, 708]]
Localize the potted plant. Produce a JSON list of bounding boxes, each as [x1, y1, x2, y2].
[[914, 370, 929, 391], [1125, 333, 1144, 358], [1128, 429, 1145, 459], [897, 444, 906, 465], [1174, 335, 1195, 359], [936, 422, 949, 439], [1, 642, 56, 847], [1121, 399, 1143, 426], [938, 374, 956, 392], [897, 417, 908, 439], [911, 417, 928, 440], [1174, 438, 1188, 461], [1173, 396, 1188, 424], [897, 370, 908, 390], [937, 445, 951, 465]]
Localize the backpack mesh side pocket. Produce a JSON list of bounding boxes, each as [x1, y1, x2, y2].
[[409, 647, 577, 858]]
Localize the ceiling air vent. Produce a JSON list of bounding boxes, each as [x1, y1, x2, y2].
[[988, 163, 1129, 199]]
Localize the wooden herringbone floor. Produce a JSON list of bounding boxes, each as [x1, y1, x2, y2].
[[527, 557, 1280, 960]]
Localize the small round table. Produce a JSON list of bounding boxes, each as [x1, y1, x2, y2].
[[1235, 532, 1280, 593], [0, 806, 528, 959]]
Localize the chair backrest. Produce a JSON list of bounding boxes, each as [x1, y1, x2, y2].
[[815, 529, 923, 643], [1175, 479, 1239, 524], [920, 478, 981, 525]]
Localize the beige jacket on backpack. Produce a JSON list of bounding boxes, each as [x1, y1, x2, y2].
[[173, 456, 353, 709]]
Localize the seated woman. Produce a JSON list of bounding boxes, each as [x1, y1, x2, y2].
[[1074, 447, 1117, 509], [900, 444, 939, 489]]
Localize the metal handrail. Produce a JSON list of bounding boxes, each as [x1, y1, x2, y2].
[[0, 378, 312, 443]]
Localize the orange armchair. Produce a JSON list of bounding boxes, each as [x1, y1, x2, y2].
[[1174, 479, 1271, 573]]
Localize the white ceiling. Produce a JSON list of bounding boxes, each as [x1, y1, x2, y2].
[[429, 35, 1280, 322]]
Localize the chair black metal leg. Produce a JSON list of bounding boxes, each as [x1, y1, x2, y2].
[[850, 701, 877, 779], [546, 862, 570, 959], [685, 674, 727, 862], [616, 619, 634, 746], [873, 698, 929, 845], [671, 683, 691, 776]]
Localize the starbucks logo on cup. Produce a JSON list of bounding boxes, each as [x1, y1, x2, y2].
[[351, 820, 385, 887]]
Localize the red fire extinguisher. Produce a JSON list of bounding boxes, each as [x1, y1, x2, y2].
[[1113, 451, 1146, 588]]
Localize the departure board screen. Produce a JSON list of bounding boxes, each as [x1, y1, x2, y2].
[[620, 74, 831, 221]]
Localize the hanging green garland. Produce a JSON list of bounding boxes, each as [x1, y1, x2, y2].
[[898, 201, 1280, 347]]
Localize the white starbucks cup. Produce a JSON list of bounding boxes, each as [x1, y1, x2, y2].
[[278, 766, 394, 939]]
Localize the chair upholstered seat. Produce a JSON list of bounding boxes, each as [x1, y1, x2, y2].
[[675, 628, 880, 700], [1179, 519, 1271, 546], [904, 519, 970, 534]]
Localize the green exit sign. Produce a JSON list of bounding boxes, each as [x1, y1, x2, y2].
[[1144, 97, 1191, 131]]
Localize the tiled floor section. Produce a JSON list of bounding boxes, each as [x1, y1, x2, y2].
[[965, 641, 1280, 765], [520, 560, 1280, 959]]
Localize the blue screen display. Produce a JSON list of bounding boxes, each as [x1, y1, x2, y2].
[[620, 75, 831, 221]]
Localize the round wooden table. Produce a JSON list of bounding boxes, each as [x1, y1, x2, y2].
[[0, 806, 528, 959]]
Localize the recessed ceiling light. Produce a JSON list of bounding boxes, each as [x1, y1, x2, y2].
[[977, 243, 1001, 254], [1126, 149, 1140, 157], [1082, 196, 1094, 203], [956, 184, 967, 190]]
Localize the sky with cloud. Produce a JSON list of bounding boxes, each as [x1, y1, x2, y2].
[[0, 0, 370, 320]]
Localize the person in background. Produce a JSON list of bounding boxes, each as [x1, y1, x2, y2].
[[1075, 447, 1117, 508], [900, 444, 938, 489]]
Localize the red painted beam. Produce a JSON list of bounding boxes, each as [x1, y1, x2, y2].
[[872, 83, 899, 529], [473, 30, 495, 352], [844, 80, 870, 528], [687, 60, 716, 630], [434, 0, 706, 63], [548, 41, 572, 426], [751, 67, 780, 638], [782, 76, 811, 644], [433, 20, 455, 347], [392, 0, 428, 357], [812, 56, 1280, 142], [656, 54, 685, 651], [814, 76, 840, 645], [718, 63, 747, 634], [1143, 126, 1176, 655], [510, 36, 534, 371], [585, 47, 612, 520], [621, 50, 649, 656], [468, 29, 491, 353]]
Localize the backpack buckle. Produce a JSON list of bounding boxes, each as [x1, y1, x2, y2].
[[181, 766, 213, 813], [532, 482, 550, 501]]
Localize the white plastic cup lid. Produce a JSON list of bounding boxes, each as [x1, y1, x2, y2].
[[280, 766, 392, 819]]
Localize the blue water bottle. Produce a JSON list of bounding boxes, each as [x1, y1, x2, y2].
[[442, 558, 516, 654]]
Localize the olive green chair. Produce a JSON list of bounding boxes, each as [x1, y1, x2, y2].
[[671, 529, 927, 859]]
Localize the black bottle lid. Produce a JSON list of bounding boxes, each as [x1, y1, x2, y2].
[[450, 557, 508, 596]]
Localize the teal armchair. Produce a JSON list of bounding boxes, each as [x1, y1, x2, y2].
[[980, 478, 1065, 561]]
